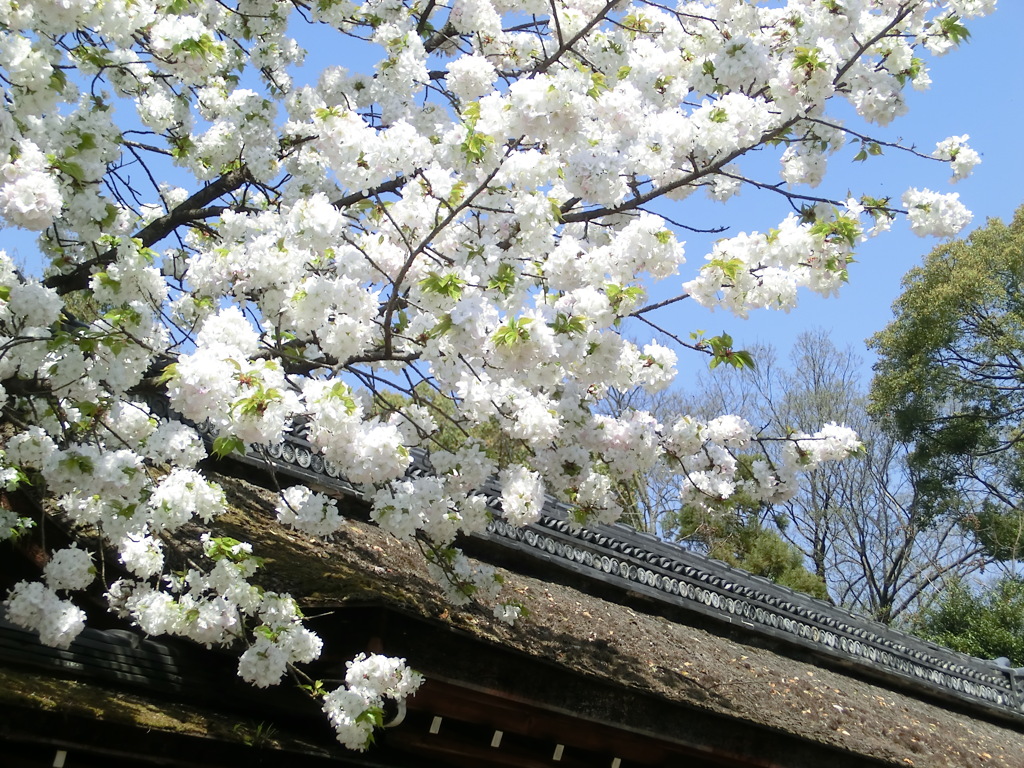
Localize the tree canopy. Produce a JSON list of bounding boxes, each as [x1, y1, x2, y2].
[[870, 206, 1024, 563], [912, 576, 1024, 666], [0, 0, 997, 750]]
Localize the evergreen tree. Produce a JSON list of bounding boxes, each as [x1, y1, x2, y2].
[[870, 207, 1024, 564]]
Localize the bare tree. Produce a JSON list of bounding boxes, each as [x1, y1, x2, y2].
[[687, 330, 989, 624]]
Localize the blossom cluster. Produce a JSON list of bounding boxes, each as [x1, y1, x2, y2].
[[0, 0, 994, 752], [322, 653, 423, 751], [665, 415, 863, 511], [933, 135, 982, 182], [4, 546, 93, 648]]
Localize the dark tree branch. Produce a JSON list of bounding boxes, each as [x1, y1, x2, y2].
[[44, 165, 254, 295]]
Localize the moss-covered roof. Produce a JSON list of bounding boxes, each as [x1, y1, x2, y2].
[[3, 455, 1022, 767], [0, 662, 355, 768], [204, 472, 1024, 768], [0, 664, 268, 744]]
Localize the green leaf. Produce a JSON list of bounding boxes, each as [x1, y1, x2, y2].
[[59, 453, 94, 474], [300, 680, 327, 697], [170, 135, 196, 160], [461, 130, 494, 164], [204, 535, 256, 564], [419, 272, 465, 300], [232, 386, 283, 418], [461, 100, 481, 128], [706, 257, 745, 284], [938, 14, 971, 45], [551, 313, 586, 336], [549, 198, 564, 223], [103, 305, 142, 326], [731, 350, 756, 369], [315, 106, 345, 120], [586, 70, 608, 99], [447, 180, 466, 206], [894, 59, 919, 87], [605, 283, 644, 313], [156, 363, 178, 385], [426, 313, 453, 340], [860, 196, 891, 219], [212, 435, 246, 459], [100, 203, 120, 229], [54, 158, 87, 183], [76, 133, 98, 153], [792, 46, 827, 75], [704, 333, 755, 370], [172, 35, 225, 61], [48, 69, 68, 92], [325, 382, 356, 410], [622, 11, 651, 35], [356, 706, 384, 728], [810, 215, 861, 247], [492, 317, 532, 347], [487, 262, 517, 296], [73, 46, 112, 70]]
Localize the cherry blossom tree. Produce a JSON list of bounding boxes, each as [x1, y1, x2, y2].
[[0, 0, 996, 750]]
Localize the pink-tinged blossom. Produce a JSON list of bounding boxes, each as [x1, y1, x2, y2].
[[146, 469, 227, 531], [5, 281, 63, 330], [790, 423, 863, 465], [493, 602, 522, 625], [118, 585, 182, 636], [148, 16, 227, 81], [322, 688, 377, 751], [932, 134, 981, 182], [446, 54, 497, 101], [239, 624, 322, 688], [346, 652, 423, 700], [704, 415, 754, 447], [43, 546, 94, 592], [119, 534, 165, 578], [238, 635, 289, 688], [144, 421, 207, 468]]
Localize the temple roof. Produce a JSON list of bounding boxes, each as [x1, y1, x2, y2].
[[4, 426, 1024, 767]]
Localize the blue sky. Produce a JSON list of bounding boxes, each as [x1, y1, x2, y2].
[[660, 4, 1024, 384]]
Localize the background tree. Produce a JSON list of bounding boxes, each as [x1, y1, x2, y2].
[[681, 331, 988, 623], [912, 576, 1024, 666], [870, 206, 1024, 567], [667, 480, 831, 599], [596, 382, 828, 595]]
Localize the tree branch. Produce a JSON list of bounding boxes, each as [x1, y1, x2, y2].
[[44, 165, 254, 295]]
